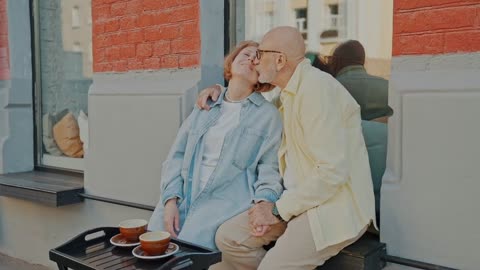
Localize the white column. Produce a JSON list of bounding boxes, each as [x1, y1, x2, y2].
[[274, 0, 295, 27], [344, 0, 358, 40], [307, 0, 324, 53], [357, 0, 392, 59]]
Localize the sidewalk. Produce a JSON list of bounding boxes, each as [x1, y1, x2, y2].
[[0, 253, 50, 270], [0, 252, 419, 270], [384, 263, 420, 270]]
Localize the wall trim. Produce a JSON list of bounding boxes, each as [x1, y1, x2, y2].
[[89, 68, 200, 96], [384, 53, 480, 185], [0, 0, 33, 174]]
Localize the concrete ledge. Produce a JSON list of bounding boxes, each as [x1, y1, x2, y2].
[[0, 253, 50, 270], [0, 171, 83, 207]]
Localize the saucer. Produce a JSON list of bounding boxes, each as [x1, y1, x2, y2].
[[132, 243, 179, 260], [110, 233, 140, 247]]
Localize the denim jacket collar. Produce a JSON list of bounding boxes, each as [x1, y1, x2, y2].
[[210, 88, 265, 108], [283, 58, 311, 96]]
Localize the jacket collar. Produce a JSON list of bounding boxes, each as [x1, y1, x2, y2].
[[282, 58, 311, 95], [336, 65, 366, 77], [210, 87, 265, 107]]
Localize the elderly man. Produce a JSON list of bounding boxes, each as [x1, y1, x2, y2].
[[202, 27, 377, 270], [330, 40, 393, 122]]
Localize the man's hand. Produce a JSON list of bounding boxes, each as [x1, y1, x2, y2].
[[196, 85, 222, 111], [163, 198, 180, 238], [248, 201, 281, 228]]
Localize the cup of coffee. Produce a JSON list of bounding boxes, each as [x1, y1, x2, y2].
[[139, 231, 171, 255], [118, 219, 148, 241]]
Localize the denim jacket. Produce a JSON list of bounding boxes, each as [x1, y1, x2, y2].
[[148, 89, 284, 249]]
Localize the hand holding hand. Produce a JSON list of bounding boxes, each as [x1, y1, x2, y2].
[[248, 201, 281, 228], [250, 225, 271, 237]]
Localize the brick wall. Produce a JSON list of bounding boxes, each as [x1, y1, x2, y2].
[[92, 0, 200, 72], [0, 0, 9, 80], [393, 0, 480, 56]]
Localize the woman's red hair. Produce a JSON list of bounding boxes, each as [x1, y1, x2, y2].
[[224, 40, 275, 92]]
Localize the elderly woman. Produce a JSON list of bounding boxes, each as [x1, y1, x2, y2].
[[148, 41, 284, 249]]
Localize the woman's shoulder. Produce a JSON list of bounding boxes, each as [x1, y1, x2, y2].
[[253, 98, 282, 130], [258, 97, 280, 116]]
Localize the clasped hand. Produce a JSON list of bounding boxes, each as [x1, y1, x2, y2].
[[248, 201, 281, 237]]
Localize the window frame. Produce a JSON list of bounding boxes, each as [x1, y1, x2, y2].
[[31, 0, 86, 174], [72, 6, 81, 29], [32, 0, 44, 172]]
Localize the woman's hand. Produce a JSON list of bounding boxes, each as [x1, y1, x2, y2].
[[163, 198, 180, 238], [196, 85, 222, 111], [250, 225, 271, 237], [248, 201, 281, 227]]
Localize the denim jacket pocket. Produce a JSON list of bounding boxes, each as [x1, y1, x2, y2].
[[232, 128, 265, 170]]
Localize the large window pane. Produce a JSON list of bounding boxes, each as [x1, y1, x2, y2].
[[35, 0, 92, 171], [243, 0, 392, 78]]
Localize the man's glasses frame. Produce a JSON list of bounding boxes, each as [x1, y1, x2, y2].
[[256, 49, 284, 60]]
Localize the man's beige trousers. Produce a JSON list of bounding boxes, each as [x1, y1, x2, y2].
[[210, 210, 368, 270]]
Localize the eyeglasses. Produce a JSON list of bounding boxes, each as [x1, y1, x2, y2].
[[256, 49, 284, 60]]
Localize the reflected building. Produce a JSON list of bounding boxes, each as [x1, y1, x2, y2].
[[61, 0, 93, 78], [245, 0, 393, 78]]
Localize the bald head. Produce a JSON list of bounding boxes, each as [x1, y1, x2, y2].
[[261, 26, 305, 63]]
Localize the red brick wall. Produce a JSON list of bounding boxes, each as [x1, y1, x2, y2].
[[393, 0, 480, 56], [92, 0, 200, 72], [0, 0, 9, 80]]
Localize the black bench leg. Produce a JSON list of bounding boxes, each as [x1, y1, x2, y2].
[[57, 263, 68, 270]]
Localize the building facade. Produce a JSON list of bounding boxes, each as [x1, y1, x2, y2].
[[244, 0, 393, 78], [0, 0, 479, 269], [382, 1, 480, 269]]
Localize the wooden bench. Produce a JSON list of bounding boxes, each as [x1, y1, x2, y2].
[[320, 233, 386, 270]]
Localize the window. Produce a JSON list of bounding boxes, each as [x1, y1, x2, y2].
[[238, 0, 393, 82], [72, 6, 80, 28], [73, 42, 82, 52], [295, 8, 307, 34], [328, 4, 339, 29], [33, 0, 92, 172]]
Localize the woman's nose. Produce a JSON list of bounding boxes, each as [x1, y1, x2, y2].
[[252, 57, 259, 65]]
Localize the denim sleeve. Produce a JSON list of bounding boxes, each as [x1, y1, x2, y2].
[[160, 110, 196, 206], [253, 109, 284, 203]]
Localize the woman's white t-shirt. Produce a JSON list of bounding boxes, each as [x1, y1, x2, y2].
[[199, 101, 242, 190]]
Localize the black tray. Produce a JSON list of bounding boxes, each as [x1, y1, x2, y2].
[[49, 227, 221, 270]]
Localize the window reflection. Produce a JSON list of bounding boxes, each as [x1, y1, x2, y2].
[[36, 0, 92, 170], [243, 0, 393, 87]]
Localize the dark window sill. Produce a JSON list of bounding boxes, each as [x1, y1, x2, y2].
[[0, 170, 84, 207]]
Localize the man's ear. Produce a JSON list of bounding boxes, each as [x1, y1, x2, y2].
[[276, 54, 287, 71]]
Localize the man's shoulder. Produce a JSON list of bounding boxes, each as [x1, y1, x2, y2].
[[298, 66, 360, 114], [360, 72, 388, 84], [300, 66, 345, 95], [339, 70, 388, 83]]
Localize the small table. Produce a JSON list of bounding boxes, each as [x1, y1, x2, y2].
[[49, 227, 221, 270]]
